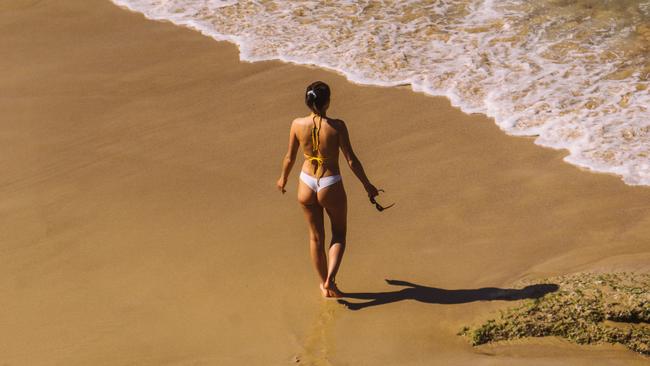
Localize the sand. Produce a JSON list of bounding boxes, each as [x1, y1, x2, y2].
[[1, 0, 649, 365]]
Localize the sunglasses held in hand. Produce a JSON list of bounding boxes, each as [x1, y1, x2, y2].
[[369, 189, 395, 212]]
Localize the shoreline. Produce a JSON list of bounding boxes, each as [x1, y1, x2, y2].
[[1, 0, 649, 364], [108, 0, 650, 187]]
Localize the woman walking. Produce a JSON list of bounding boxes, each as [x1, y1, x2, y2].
[[276, 81, 379, 298]]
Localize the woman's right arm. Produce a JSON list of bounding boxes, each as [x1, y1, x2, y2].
[[276, 120, 299, 194], [338, 121, 379, 198]]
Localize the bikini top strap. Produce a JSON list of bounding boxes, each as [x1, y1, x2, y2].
[[309, 115, 325, 184], [311, 114, 322, 155]]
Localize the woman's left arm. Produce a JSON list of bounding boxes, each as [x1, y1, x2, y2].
[[276, 120, 299, 194]]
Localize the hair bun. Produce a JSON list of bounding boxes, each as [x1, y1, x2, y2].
[[304, 81, 330, 116]]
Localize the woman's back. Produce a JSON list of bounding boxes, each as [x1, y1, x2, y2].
[[294, 115, 342, 177]]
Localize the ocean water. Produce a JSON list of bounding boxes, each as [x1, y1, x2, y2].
[[110, 0, 650, 186]]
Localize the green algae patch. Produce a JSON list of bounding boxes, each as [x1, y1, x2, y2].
[[459, 273, 650, 355]]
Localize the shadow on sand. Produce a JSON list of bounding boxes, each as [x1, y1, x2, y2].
[[338, 279, 559, 310]]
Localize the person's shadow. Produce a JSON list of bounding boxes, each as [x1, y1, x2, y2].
[[338, 279, 558, 310]]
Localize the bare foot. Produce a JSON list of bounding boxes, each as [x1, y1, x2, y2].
[[319, 283, 329, 298], [323, 281, 343, 298]]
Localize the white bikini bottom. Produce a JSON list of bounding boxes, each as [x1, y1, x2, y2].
[[300, 171, 342, 193]]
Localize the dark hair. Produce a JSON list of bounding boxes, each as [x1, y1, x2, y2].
[[305, 81, 331, 117]]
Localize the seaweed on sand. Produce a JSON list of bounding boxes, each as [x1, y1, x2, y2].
[[459, 272, 650, 355]]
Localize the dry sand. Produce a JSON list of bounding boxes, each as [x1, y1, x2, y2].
[[1, 0, 649, 365]]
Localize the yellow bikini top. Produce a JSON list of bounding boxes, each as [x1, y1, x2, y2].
[[304, 115, 327, 183]]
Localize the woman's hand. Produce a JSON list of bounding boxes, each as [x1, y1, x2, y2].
[[364, 182, 379, 198], [276, 176, 287, 194]]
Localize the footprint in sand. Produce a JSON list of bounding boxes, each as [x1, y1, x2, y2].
[[294, 301, 339, 366]]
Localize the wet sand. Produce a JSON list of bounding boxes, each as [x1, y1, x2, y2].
[[1, 0, 649, 365]]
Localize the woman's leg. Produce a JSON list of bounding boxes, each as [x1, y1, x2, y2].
[[298, 180, 328, 296], [317, 181, 347, 297]]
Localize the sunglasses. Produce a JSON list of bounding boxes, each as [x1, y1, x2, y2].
[[369, 189, 395, 212]]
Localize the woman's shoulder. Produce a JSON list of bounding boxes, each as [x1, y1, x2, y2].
[[327, 119, 349, 137], [291, 115, 347, 133], [291, 116, 310, 125], [325, 117, 346, 131]]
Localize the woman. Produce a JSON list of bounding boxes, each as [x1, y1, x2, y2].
[[276, 81, 379, 298]]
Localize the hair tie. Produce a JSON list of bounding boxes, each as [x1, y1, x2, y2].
[[307, 90, 317, 99]]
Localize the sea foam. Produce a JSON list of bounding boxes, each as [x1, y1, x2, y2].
[[110, 0, 650, 186]]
